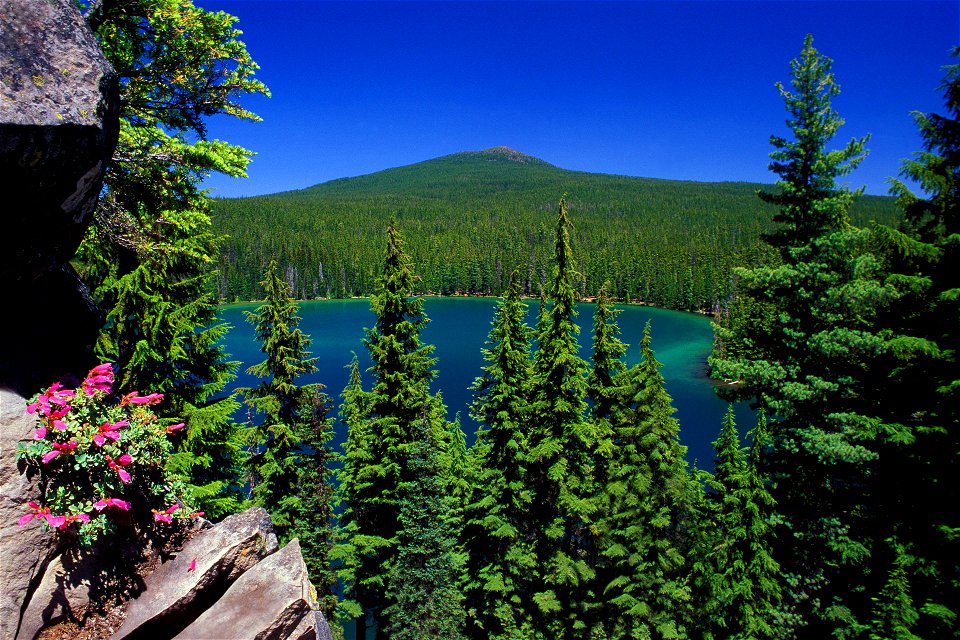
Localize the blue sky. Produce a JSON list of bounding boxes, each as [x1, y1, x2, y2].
[[198, 1, 958, 197]]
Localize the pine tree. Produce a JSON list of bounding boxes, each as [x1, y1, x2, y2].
[[708, 35, 904, 636], [879, 47, 960, 638], [293, 386, 339, 621], [338, 219, 451, 632], [332, 355, 375, 633], [868, 541, 921, 640], [238, 259, 320, 539], [701, 409, 783, 640], [383, 422, 467, 640], [463, 270, 537, 639], [526, 196, 597, 638], [596, 322, 691, 640], [77, 0, 266, 520]]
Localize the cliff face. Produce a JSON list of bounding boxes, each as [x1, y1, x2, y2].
[[0, 0, 118, 393], [0, 3, 331, 638]]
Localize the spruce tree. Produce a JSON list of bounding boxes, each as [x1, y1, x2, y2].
[[383, 422, 467, 640], [868, 541, 921, 640], [463, 270, 537, 639], [880, 47, 960, 638], [338, 219, 451, 632], [701, 409, 783, 640], [596, 322, 691, 640], [526, 197, 597, 638], [332, 355, 376, 632], [77, 0, 266, 520], [708, 35, 904, 636], [238, 259, 320, 539]]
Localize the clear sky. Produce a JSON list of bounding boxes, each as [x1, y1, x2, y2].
[[197, 1, 959, 197]]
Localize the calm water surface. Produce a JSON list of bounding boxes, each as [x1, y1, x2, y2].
[[219, 297, 752, 468]]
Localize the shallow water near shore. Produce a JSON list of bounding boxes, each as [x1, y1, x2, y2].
[[219, 297, 752, 468]]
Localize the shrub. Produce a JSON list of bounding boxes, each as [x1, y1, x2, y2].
[[16, 363, 199, 545]]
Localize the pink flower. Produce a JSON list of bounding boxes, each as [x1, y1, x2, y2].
[[129, 393, 164, 405], [106, 454, 133, 483], [94, 497, 131, 511], [33, 427, 47, 440], [153, 504, 179, 523], [18, 501, 50, 527], [190, 511, 205, 519], [92, 420, 128, 447], [41, 442, 77, 464], [165, 422, 185, 435], [188, 558, 197, 572], [82, 364, 114, 395], [44, 515, 66, 529], [52, 419, 67, 431], [57, 513, 90, 529]]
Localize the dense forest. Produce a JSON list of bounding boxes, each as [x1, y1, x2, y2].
[[209, 148, 899, 311], [50, 1, 957, 639]]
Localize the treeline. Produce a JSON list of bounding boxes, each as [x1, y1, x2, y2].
[[245, 203, 772, 639], [209, 148, 898, 312], [232, 37, 960, 640]]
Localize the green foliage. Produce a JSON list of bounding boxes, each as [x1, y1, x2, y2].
[[76, 0, 268, 520], [383, 424, 467, 640], [595, 322, 692, 640], [17, 365, 196, 545], [209, 148, 897, 310], [525, 197, 599, 638], [238, 259, 323, 539], [698, 409, 783, 640], [334, 221, 454, 632], [463, 270, 537, 639]]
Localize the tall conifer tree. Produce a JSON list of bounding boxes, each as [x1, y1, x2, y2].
[[239, 259, 321, 539], [384, 423, 467, 640], [709, 35, 919, 636], [337, 220, 451, 633], [77, 0, 266, 520], [526, 197, 597, 638], [463, 270, 537, 639], [596, 322, 691, 640]]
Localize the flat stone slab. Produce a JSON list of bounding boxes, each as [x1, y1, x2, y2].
[[173, 539, 324, 640], [112, 507, 278, 640]]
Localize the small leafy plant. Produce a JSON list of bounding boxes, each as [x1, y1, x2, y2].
[[17, 363, 200, 544]]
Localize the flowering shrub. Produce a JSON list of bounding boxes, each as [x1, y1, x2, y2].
[[17, 363, 200, 544]]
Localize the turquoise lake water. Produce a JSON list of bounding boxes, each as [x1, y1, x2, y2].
[[219, 297, 752, 468]]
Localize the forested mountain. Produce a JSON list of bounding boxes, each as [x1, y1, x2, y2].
[[210, 146, 898, 310]]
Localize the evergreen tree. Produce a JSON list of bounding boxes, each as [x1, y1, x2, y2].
[[869, 541, 921, 640], [588, 283, 628, 423], [463, 270, 537, 639], [338, 220, 450, 632], [596, 322, 691, 640], [701, 409, 783, 640], [708, 35, 904, 636], [526, 196, 597, 637], [332, 355, 376, 632], [76, 0, 266, 520], [293, 386, 339, 621], [879, 47, 960, 638], [238, 259, 320, 539], [383, 422, 467, 640]]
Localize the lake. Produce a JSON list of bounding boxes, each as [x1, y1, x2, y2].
[[218, 297, 752, 468]]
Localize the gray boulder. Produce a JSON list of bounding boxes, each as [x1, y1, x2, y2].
[[0, 389, 57, 640], [173, 539, 331, 640], [112, 508, 278, 640], [0, 0, 119, 393]]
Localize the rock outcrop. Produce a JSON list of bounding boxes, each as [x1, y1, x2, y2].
[[0, 390, 58, 640], [0, 0, 119, 393], [173, 539, 333, 640], [113, 508, 279, 640]]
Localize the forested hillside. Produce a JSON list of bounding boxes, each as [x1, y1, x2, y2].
[[210, 146, 898, 310]]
